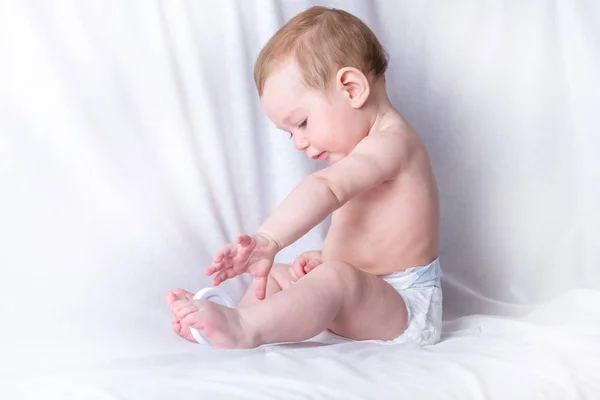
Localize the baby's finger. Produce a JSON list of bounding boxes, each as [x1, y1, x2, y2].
[[304, 259, 321, 274], [236, 234, 252, 246], [205, 260, 224, 276], [237, 236, 256, 261], [290, 264, 304, 281], [291, 257, 307, 274], [213, 244, 237, 263], [212, 250, 226, 264], [212, 268, 237, 286], [288, 268, 299, 281], [254, 276, 268, 300], [212, 270, 228, 286]]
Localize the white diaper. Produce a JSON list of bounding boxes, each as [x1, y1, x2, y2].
[[376, 258, 443, 346]]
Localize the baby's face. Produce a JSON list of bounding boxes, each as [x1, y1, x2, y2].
[[260, 61, 370, 164]]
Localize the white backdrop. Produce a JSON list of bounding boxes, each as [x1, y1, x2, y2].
[[1, 0, 599, 377]]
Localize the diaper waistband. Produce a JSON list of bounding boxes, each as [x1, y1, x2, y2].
[[380, 258, 442, 290]]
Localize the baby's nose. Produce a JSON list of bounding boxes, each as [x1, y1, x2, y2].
[[294, 136, 309, 150]]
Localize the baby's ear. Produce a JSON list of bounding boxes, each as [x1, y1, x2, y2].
[[335, 67, 370, 108]]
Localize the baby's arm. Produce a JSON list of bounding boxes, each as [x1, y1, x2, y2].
[[259, 130, 409, 248], [205, 130, 409, 299]]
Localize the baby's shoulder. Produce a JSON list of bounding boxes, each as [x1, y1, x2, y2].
[[373, 112, 417, 141], [363, 113, 420, 159]]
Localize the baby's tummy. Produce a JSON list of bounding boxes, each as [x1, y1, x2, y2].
[[322, 221, 438, 275]]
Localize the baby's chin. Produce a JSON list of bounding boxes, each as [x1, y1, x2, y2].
[[331, 151, 347, 161], [325, 154, 341, 164], [311, 151, 341, 165]]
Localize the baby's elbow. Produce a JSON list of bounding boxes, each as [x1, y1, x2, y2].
[[312, 175, 347, 208]]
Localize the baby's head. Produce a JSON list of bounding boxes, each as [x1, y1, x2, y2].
[[254, 6, 389, 163]]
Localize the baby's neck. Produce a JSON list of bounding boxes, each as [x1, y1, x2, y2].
[[366, 79, 398, 134]]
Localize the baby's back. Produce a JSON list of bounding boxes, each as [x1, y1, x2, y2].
[[322, 115, 440, 275]]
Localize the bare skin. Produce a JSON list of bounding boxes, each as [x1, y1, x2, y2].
[[167, 60, 439, 349]]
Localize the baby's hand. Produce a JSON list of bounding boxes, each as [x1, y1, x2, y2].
[[205, 233, 281, 300], [289, 251, 322, 284]]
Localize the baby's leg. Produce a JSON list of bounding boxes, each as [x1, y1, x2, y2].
[[238, 264, 292, 308], [166, 265, 291, 344], [169, 261, 407, 348], [242, 261, 408, 345]]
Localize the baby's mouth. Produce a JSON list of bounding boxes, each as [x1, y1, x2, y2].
[[314, 151, 328, 161]]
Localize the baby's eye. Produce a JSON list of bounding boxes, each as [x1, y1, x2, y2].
[[298, 119, 307, 129], [288, 132, 293, 139]]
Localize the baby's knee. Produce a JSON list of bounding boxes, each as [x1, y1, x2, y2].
[[269, 264, 293, 289], [313, 261, 361, 292]]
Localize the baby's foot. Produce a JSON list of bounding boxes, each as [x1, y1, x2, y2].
[[167, 291, 255, 349], [165, 289, 197, 342]]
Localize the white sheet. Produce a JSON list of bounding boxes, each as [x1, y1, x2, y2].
[[4, 289, 600, 399], [1, 0, 599, 398]]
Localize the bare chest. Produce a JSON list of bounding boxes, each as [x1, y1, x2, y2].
[[332, 181, 405, 229]]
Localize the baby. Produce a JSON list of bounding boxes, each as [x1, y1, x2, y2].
[[167, 6, 442, 349]]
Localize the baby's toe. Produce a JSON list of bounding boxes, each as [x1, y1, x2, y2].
[[178, 323, 199, 343], [173, 302, 199, 319], [173, 320, 182, 333], [171, 288, 194, 299], [165, 291, 178, 304], [172, 320, 197, 343], [182, 313, 206, 331], [168, 290, 192, 304]]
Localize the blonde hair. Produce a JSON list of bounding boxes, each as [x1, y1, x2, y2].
[[253, 6, 389, 97]]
